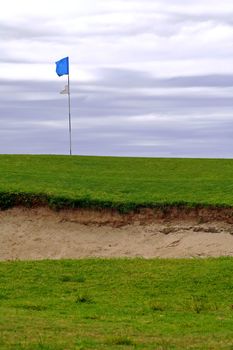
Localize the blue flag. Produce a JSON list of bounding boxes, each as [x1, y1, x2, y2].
[[55, 57, 69, 76]]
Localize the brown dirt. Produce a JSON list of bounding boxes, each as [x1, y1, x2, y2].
[[1, 206, 233, 260]]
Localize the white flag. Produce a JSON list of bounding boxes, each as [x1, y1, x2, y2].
[[60, 85, 69, 94]]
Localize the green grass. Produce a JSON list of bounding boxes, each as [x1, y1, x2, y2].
[[0, 155, 233, 211], [1, 258, 233, 349], [1, 155, 232, 349]]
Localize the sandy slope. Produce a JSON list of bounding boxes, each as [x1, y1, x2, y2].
[[1, 207, 233, 260]]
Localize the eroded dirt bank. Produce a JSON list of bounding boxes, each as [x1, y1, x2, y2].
[[1, 206, 233, 260]]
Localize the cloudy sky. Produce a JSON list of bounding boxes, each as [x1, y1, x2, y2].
[[1, 0, 233, 158]]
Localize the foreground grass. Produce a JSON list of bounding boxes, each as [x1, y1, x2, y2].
[[0, 258, 233, 349], [0, 155, 233, 210]]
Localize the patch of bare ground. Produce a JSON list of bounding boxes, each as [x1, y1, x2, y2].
[[1, 206, 233, 260]]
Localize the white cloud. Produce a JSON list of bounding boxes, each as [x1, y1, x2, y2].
[[2, 0, 233, 78]]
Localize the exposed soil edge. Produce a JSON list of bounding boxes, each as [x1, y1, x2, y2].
[[2, 204, 233, 226], [52, 206, 233, 226]]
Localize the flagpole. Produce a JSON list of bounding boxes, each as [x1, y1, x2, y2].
[[55, 56, 72, 155], [67, 73, 72, 156]]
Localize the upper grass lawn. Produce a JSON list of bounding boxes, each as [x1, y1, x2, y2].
[[0, 154, 233, 210]]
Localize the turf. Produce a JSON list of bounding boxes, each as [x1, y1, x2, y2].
[[0, 258, 233, 349], [0, 155, 233, 210]]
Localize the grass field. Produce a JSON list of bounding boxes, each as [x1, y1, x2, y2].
[[0, 155, 233, 211], [0, 258, 233, 350], [1, 155, 233, 349]]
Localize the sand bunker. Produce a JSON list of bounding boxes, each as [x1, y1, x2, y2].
[[1, 207, 233, 260]]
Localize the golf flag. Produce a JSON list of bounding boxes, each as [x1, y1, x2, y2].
[[60, 85, 69, 94], [55, 57, 69, 76]]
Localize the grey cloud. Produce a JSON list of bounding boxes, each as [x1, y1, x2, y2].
[[3, 72, 233, 120], [89, 68, 233, 88], [171, 12, 233, 26], [0, 20, 59, 41], [1, 72, 233, 157]]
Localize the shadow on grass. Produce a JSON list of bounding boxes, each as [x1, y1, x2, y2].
[[60, 274, 86, 283]]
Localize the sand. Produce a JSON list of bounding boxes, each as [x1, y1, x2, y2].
[[1, 207, 233, 260]]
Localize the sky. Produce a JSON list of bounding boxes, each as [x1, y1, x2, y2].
[[1, 0, 233, 158]]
